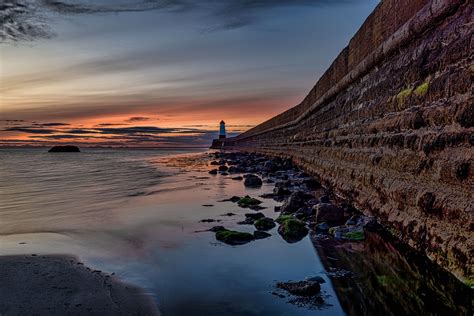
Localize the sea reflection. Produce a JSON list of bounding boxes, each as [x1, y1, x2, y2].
[[312, 231, 473, 315]]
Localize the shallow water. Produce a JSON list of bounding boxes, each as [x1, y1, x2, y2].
[[0, 148, 471, 315], [0, 148, 344, 315]]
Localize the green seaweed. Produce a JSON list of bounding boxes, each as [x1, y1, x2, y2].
[[254, 217, 275, 231], [343, 230, 365, 241], [414, 81, 429, 97], [275, 214, 293, 224], [464, 278, 474, 289], [396, 87, 413, 107], [280, 218, 308, 239], [215, 230, 254, 245], [237, 195, 262, 208]]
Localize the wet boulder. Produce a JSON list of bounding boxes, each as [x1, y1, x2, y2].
[[280, 191, 311, 214], [273, 186, 291, 198], [263, 160, 278, 172], [208, 169, 218, 175], [254, 217, 276, 231], [244, 174, 263, 187], [218, 165, 228, 172], [237, 196, 262, 208], [228, 166, 243, 173], [215, 229, 255, 245], [314, 203, 344, 223], [277, 217, 308, 243], [245, 212, 265, 221]]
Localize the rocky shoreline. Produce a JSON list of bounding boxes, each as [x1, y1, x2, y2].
[[207, 151, 379, 247], [204, 150, 473, 312]]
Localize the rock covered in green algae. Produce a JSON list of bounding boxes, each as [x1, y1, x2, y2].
[[215, 229, 255, 245], [237, 195, 262, 208], [254, 217, 276, 231], [277, 217, 308, 243], [329, 225, 365, 241], [275, 214, 294, 224]]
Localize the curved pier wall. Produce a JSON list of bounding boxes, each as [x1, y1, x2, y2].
[[224, 0, 473, 280]]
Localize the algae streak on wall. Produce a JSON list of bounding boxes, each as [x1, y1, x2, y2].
[[222, 0, 473, 281]]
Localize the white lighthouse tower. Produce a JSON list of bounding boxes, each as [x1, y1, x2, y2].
[[219, 120, 226, 139]]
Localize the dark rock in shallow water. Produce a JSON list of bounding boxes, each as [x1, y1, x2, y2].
[[209, 226, 227, 232], [210, 161, 220, 165], [248, 204, 266, 211], [228, 166, 243, 173], [273, 186, 291, 198], [243, 174, 263, 187], [209, 169, 218, 175], [48, 145, 80, 152], [277, 217, 308, 243], [237, 196, 262, 208], [218, 165, 228, 171], [263, 160, 278, 172], [221, 196, 241, 203], [254, 217, 276, 231], [231, 176, 243, 181], [221, 212, 236, 217], [314, 203, 344, 223], [276, 280, 321, 296], [280, 191, 311, 214], [245, 212, 265, 221], [200, 219, 220, 223], [215, 229, 254, 245], [253, 230, 271, 239]]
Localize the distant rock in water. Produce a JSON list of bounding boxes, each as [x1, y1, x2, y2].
[[48, 145, 80, 152]]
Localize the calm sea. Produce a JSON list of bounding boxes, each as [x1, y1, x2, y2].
[[0, 148, 470, 316]]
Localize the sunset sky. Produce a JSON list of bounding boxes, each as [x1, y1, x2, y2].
[[1, 0, 378, 147]]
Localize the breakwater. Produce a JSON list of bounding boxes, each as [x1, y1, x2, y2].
[[221, 0, 473, 281]]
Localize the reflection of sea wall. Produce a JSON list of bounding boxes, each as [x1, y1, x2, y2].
[[312, 233, 473, 316], [222, 0, 473, 280]]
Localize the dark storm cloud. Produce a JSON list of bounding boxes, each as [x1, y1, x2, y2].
[[2, 0, 356, 42], [95, 123, 126, 127], [29, 134, 97, 139], [3, 127, 57, 134], [32, 122, 70, 127]]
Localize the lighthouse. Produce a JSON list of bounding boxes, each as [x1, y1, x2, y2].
[[219, 120, 226, 139]]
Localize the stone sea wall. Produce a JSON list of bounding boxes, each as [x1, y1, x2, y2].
[[223, 0, 473, 280]]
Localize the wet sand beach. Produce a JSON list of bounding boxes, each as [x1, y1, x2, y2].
[[0, 255, 159, 315]]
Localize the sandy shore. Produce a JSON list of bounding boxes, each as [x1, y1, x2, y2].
[[0, 254, 159, 316]]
